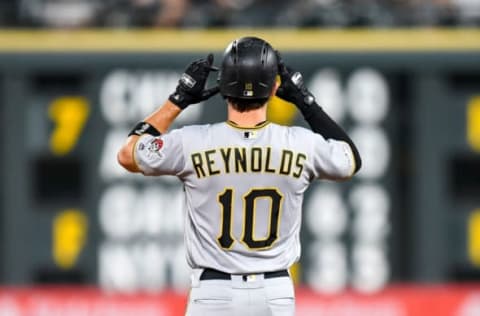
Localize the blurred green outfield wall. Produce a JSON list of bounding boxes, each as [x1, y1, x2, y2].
[[0, 29, 479, 292]]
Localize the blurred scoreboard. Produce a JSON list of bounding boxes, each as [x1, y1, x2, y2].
[[0, 30, 479, 293]]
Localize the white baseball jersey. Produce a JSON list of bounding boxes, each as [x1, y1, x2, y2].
[[134, 121, 355, 274]]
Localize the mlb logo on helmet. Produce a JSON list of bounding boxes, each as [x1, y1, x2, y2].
[[243, 82, 254, 97]]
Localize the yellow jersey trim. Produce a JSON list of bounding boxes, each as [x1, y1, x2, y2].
[[226, 120, 271, 130]]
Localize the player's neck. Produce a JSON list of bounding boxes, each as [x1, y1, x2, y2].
[[227, 106, 267, 128]]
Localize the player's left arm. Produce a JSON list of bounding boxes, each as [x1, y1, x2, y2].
[[300, 104, 362, 175], [117, 53, 219, 173], [275, 52, 362, 175]]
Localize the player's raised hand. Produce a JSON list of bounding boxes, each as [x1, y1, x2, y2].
[[169, 53, 220, 110], [275, 51, 316, 113]]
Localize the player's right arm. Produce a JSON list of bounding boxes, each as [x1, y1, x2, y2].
[[117, 53, 219, 174], [275, 52, 362, 177], [117, 100, 182, 173]]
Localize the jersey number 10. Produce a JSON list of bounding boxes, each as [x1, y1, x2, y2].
[[217, 188, 283, 250]]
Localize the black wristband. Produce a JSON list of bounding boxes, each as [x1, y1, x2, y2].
[[128, 122, 161, 137], [169, 89, 190, 110]]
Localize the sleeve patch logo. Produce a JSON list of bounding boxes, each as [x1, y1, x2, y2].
[[148, 138, 164, 153]]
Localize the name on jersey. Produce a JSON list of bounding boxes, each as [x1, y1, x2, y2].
[[190, 147, 306, 179]]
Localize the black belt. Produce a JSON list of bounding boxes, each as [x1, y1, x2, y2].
[[200, 268, 289, 281]]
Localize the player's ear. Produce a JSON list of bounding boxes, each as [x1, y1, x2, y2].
[[270, 77, 281, 97]]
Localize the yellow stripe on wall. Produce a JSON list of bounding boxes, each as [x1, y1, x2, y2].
[[0, 28, 479, 52], [289, 262, 301, 285], [468, 210, 480, 267], [467, 96, 480, 153]]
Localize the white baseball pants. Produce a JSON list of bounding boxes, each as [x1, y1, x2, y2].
[[185, 268, 295, 316]]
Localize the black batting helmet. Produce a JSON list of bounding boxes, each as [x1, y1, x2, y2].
[[218, 37, 278, 99]]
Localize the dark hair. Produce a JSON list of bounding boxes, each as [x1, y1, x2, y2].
[[226, 97, 269, 112]]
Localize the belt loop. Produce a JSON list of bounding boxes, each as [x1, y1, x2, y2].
[[191, 269, 203, 287]]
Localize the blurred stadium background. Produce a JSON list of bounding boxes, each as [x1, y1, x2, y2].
[[0, 0, 480, 315]]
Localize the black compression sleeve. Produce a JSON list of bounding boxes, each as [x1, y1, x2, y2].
[[301, 104, 362, 173]]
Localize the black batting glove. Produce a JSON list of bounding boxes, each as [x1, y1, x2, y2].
[[275, 51, 316, 114], [169, 53, 220, 110]]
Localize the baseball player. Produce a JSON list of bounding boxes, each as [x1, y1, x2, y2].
[[118, 36, 361, 316]]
